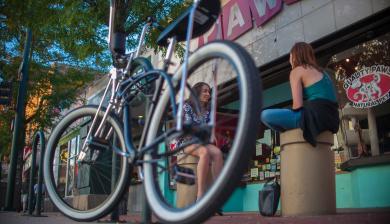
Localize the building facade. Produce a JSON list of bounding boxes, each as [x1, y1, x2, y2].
[[146, 0, 390, 212], [46, 0, 390, 214]]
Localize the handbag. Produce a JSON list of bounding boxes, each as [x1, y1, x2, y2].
[[258, 177, 280, 216]]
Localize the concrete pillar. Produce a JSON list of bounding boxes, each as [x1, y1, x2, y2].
[[280, 129, 336, 216], [176, 155, 198, 208], [175, 154, 213, 208], [340, 118, 351, 160], [367, 108, 380, 156]]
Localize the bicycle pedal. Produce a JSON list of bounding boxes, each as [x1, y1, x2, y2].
[[174, 165, 196, 185]]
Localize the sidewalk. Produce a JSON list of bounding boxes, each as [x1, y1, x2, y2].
[[1, 210, 390, 224], [203, 211, 390, 224]]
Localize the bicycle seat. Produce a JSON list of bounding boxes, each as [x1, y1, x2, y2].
[[156, 0, 221, 46]]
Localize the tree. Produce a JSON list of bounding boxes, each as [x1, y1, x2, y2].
[[0, 0, 188, 156], [0, 0, 111, 156]]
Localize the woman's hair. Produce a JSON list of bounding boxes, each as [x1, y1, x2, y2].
[[290, 42, 322, 72], [187, 82, 211, 114]]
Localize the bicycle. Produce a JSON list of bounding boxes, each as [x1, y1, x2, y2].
[[43, 0, 262, 223]]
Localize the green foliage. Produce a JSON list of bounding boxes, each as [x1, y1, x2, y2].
[[0, 0, 109, 155], [110, 0, 189, 58], [0, 108, 13, 156], [0, 0, 189, 156], [25, 63, 96, 129], [1, 0, 112, 68]]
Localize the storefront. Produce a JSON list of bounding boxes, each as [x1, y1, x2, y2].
[[223, 0, 390, 212], [145, 0, 390, 212], [48, 0, 390, 214]]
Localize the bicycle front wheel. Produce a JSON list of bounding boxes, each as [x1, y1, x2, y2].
[[43, 106, 130, 221], [144, 41, 262, 223]]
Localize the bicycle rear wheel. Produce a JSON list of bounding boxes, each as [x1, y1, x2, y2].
[[43, 106, 129, 221], [144, 41, 262, 223]]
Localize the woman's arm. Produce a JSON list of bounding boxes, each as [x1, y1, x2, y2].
[[289, 68, 303, 110]]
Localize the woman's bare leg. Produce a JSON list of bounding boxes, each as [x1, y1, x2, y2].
[[207, 144, 223, 180], [184, 144, 210, 199]]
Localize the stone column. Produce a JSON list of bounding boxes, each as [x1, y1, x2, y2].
[[175, 154, 213, 208], [176, 155, 198, 208], [368, 108, 380, 156], [280, 129, 336, 216]]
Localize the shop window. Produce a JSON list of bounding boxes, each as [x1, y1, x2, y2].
[[326, 32, 390, 160], [66, 136, 80, 196], [244, 127, 281, 183], [54, 143, 68, 198]]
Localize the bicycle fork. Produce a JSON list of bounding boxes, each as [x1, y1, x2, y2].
[[77, 68, 122, 162]]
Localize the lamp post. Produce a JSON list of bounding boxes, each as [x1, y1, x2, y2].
[[4, 28, 32, 210]]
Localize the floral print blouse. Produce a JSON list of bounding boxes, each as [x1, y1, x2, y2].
[[172, 102, 210, 150]]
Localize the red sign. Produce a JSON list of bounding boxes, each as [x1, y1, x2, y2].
[[222, 0, 253, 41], [344, 65, 390, 108], [197, 0, 300, 46], [248, 0, 283, 27]]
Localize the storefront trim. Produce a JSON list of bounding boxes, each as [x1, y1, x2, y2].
[[340, 154, 390, 171]]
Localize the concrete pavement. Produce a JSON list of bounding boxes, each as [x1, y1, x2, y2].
[[1, 210, 390, 224], [0, 211, 90, 224]]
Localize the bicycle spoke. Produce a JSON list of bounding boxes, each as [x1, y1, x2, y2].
[[44, 106, 129, 220], [90, 168, 110, 195]]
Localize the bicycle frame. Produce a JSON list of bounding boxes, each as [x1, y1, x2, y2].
[[78, 0, 210, 164], [78, 0, 153, 161]]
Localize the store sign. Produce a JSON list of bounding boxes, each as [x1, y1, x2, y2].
[[248, 0, 282, 27], [222, 0, 253, 40], [197, 0, 300, 46], [343, 65, 390, 108]]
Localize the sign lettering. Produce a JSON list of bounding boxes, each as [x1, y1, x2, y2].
[[223, 0, 252, 40], [197, 0, 299, 47], [249, 0, 282, 27], [344, 65, 390, 108]]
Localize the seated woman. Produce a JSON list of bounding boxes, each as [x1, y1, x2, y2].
[[261, 42, 339, 146], [177, 82, 223, 200]]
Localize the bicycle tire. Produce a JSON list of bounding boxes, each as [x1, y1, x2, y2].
[[43, 105, 130, 221], [144, 41, 262, 223]]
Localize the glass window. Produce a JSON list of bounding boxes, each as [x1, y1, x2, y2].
[[245, 128, 281, 183], [66, 136, 80, 196], [326, 32, 390, 159], [55, 144, 68, 198]]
